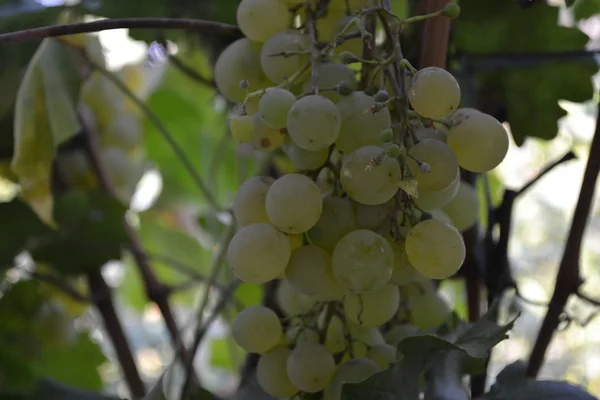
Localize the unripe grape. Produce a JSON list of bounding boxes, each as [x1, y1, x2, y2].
[[408, 67, 461, 120], [380, 128, 394, 143], [443, 2, 461, 18], [287, 342, 336, 393], [386, 143, 402, 158], [232, 305, 282, 353], [374, 90, 390, 103], [257, 346, 300, 398]]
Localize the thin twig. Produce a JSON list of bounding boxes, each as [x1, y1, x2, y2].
[[305, 4, 320, 93], [167, 53, 216, 88], [0, 18, 241, 45], [515, 151, 577, 197]]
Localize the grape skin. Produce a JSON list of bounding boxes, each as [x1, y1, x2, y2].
[[233, 176, 274, 227], [309, 196, 358, 252], [266, 173, 323, 234], [408, 290, 452, 331], [388, 240, 421, 286], [237, 0, 290, 42], [301, 63, 357, 103], [287, 95, 341, 151], [259, 87, 297, 129], [408, 138, 459, 191], [261, 29, 310, 84], [284, 141, 329, 170], [285, 245, 344, 300], [229, 115, 255, 143], [286, 342, 336, 393], [408, 67, 461, 120], [232, 305, 283, 353], [257, 346, 300, 398], [250, 113, 286, 151], [443, 180, 480, 231], [366, 344, 397, 369], [414, 126, 448, 143], [414, 169, 460, 211], [276, 279, 315, 317], [354, 199, 395, 232], [343, 284, 400, 327], [332, 229, 394, 294], [226, 223, 291, 283]]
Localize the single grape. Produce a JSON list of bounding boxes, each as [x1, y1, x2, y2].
[[230, 115, 255, 143], [384, 324, 421, 346], [302, 63, 357, 103], [443, 2, 461, 18], [257, 346, 300, 398], [442, 180, 480, 232], [344, 284, 400, 327], [388, 240, 421, 286], [414, 126, 448, 143], [386, 143, 402, 158], [237, 0, 290, 42], [284, 140, 329, 170], [285, 245, 344, 300], [413, 169, 460, 211], [323, 358, 381, 400], [354, 199, 395, 232], [447, 108, 509, 173], [407, 138, 458, 191], [287, 342, 336, 393], [233, 176, 274, 226], [409, 290, 452, 331], [405, 219, 466, 280], [408, 67, 461, 120], [261, 29, 310, 84], [429, 209, 453, 226], [250, 113, 286, 151], [341, 146, 401, 205], [276, 279, 315, 317], [266, 173, 322, 234], [232, 305, 282, 353], [365, 344, 396, 369], [380, 128, 394, 143], [215, 38, 269, 103], [287, 95, 341, 151], [286, 325, 320, 345], [309, 196, 357, 252], [336, 92, 392, 153], [227, 223, 291, 283], [287, 233, 304, 251], [259, 87, 297, 129], [332, 229, 394, 293]]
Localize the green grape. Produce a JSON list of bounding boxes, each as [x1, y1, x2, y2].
[[405, 219, 465, 280], [286, 342, 336, 393], [286, 245, 344, 300], [447, 108, 509, 173], [340, 146, 401, 206], [309, 196, 357, 252], [229, 115, 255, 143], [227, 223, 291, 283], [301, 63, 357, 103], [287, 233, 304, 251], [413, 169, 460, 211], [408, 290, 452, 331], [284, 140, 329, 170], [101, 114, 143, 149], [336, 92, 392, 153], [407, 138, 459, 191], [414, 126, 448, 143], [237, 0, 290, 42], [388, 240, 421, 286], [442, 180, 479, 232], [443, 2, 461, 18], [215, 38, 269, 103], [287, 95, 341, 151], [344, 284, 400, 327], [259, 87, 297, 129], [261, 29, 310, 84], [250, 113, 286, 151], [323, 358, 381, 400], [276, 279, 316, 317], [233, 176, 275, 227], [323, 316, 346, 354], [257, 346, 300, 397], [286, 325, 320, 345], [266, 173, 323, 234], [331, 15, 363, 59], [365, 344, 396, 369], [384, 324, 420, 346], [408, 67, 461, 120], [332, 229, 394, 293], [232, 305, 283, 353], [429, 209, 453, 226], [354, 199, 394, 231]]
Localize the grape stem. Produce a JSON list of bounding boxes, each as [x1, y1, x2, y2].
[[305, 3, 321, 94]]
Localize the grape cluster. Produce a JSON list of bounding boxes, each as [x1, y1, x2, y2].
[[218, 0, 508, 398]]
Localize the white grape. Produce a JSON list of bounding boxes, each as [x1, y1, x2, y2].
[[332, 229, 394, 294], [365, 344, 396, 370], [257, 346, 300, 398], [408, 290, 452, 331], [344, 284, 400, 327], [354, 199, 395, 231], [286, 325, 320, 345], [232, 305, 282, 353], [388, 240, 421, 286], [227, 223, 291, 283], [405, 219, 465, 280], [285, 245, 344, 300], [336, 92, 392, 153], [261, 29, 310, 84], [341, 146, 401, 205], [407, 138, 459, 191], [276, 279, 315, 317], [233, 176, 274, 226], [287, 342, 336, 393], [408, 67, 461, 119], [229, 115, 255, 143], [429, 209, 453, 226], [250, 113, 286, 151], [301, 62, 357, 103], [284, 141, 329, 170], [259, 87, 297, 129], [266, 173, 323, 234], [237, 0, 290, 42], [287, 95, 341, 151], [414, 126, 448, 143], [414, 169, 460, 211], [443, 180, 480, 231], [309, 196, 357, 252], [323, 358, 381, 400], [384, 324, 420, 346], [447, 108, 509, 173]]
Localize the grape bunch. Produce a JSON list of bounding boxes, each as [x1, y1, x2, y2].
[[218, 0, 508, 398]]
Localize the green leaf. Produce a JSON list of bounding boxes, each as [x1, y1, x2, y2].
[[453, 2, 596, 144], [12, 39, 84, 224], [209, 338, 235, 371], [571, 0, 600, 20]]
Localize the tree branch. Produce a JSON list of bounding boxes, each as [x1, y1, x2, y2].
[[0, 18, 241, 45], [526, 104, 600, 377], [166, 53, 216, 88]]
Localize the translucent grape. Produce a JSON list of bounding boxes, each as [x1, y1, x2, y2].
[[250, 113, 285, 151], [229, 115, 255, 143], [261, 29, 310, 84], [344, 284, 400, 327], [259, 87, 297, 129], [447, 109, 509, 173], [215, 38, 269, 103], [365, 344, 396, 369], [285, 245, 344, 300], [233, 176, 274, 227], [301, 63, 357, 103], [354, 200, 395, 231], [414, 126, 448, 143], [232, 305, 282, 353], [336, 92, 392, 153], [332, 229, 394, 294], [384, 324, 420, 346], [287, 95, 341, 151], [285, 141, 329, 170], [442, 180, 480, 232], [388, 240, 421, 286], [276, 279, 315, 317], [413, 169, 460, 211], [405, 219, 466, 280], [340, 146, 401, 205], [309, 196, 357, 252], [408, 67, 461, 119], [227, 223, 291, 283], [409, 290, 452, 331], [323, 358, 381, 400], [237, 0, 290, 42], [286, 342, 336, 393], [257, 346, 300, 398], [407, 138, 458, 191]]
